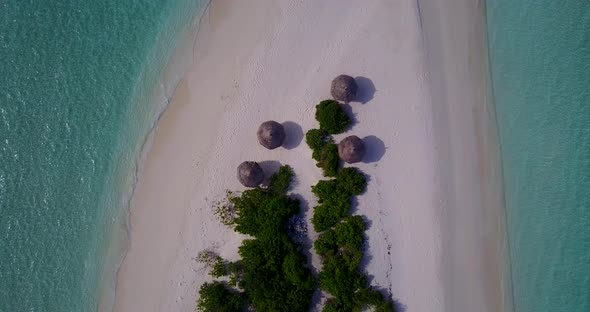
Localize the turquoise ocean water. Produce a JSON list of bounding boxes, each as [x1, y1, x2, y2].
[[0, 1, 206, 311], [487, 1, 590, 311]]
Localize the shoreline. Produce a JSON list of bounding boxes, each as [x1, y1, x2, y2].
[[99, 2, 210, 311], [418, 0, 513, 310], [112, 1, 510, 311]]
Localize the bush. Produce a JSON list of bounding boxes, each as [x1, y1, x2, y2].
[[318, 255, 367, 308], [333, 216, 365, 254], [238, 234, 316, 311], [311, 179, 339, 200], [306, 101, 398, 311], [231, 188, 300, 237], [314, 216, 365, 270], [305, 129, 340, 177], [305, 128, 331, 150], [196, 249, 221, 267], [268, 165, 294, 194], [374, 300, 397, 312], [197, 281, 245, 312], [310, 166, 395, 311], [322, 298, 346, 312], [314, 228, 336, 255], [318, 143, 340, 177], [337, 167, 367, 195], [354, 288, 397, 312], [315, 99, 351, 134], [226, 261, 243, 287], [210, 257, 228, 278], [214, 190, 237, 226], [205, 166, 316, 311], [310, 179, 350, 232], [314, 216, 365, 260], [311, 194, 351, 232]]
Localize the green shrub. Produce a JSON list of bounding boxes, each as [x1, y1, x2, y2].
[[310, 179, 351, 232], [333, 215, 366, 253], [231, 188, 300, 237], [305, 128, 331, 150], [305, 103, 397, 311], [318, 255, 367, 308], [314, 228, 336, 255], [309, 169, 366, 231], [310, 165, 395, 311], [226, 261, 243, 287], [208, 167, 316, 311], [315, 99, 351, 134], [374, 301, 397, 312], [314, 216, 365, 270], [238, 234, 316, 311], [319, 257, 396, 312], [322, 298, 346, 312], [311, 179, 340, 200], [214, 190, 237, 226], [210, 257, 228, 278], [311, 194, 351, 232], [197, 281, 245, 312], [305, 129, 340, 177], [318, 143, 340, 177], [268, 165, 294, 194], [354, 288, 397, 312], [337, 167, 367, 195], [196, 249, 221, 267]]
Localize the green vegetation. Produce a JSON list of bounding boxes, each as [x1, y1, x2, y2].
[[231, 188, 299, 236], [196, 249, 221, 267], [318, 143, 340, 177], [310, 169, 367, 232], [305, 128, 331, 150], [214, 191, 237, 226], [197, 281, 245, 312], [308, 156, 394, 310], [267, 165, 294, 194], [314, 216, 365, 268], [305, 129, 339, 177], [315, 216, 392, 311], [210, 257, 227, 278], [198, 165, 316, 312], [337, 167, 367, 196], [315, 99, 351, 134], [311, 186, 351, 232]]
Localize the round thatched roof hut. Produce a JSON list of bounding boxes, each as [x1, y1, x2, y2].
[[237, 161, 265, 187], [257, 121, 286, 150], [338, 135, 366, 163], [330, 74, 358, 103]]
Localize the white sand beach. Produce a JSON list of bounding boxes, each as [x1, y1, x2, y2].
[[112, 0, 510, 311]]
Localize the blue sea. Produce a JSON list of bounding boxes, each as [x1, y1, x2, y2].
[[487, 1, 590, 311], [0, 1, 207, 311]]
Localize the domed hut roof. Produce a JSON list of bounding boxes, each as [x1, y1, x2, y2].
[[237, 161, 265, 187], [338, 135, 366, 163], [257, 121, 286, 149], [330, 74, 358, 103]]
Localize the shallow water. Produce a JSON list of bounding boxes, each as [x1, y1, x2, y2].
[[0, 1, 205, 310], [487, 1, 590, 311]]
